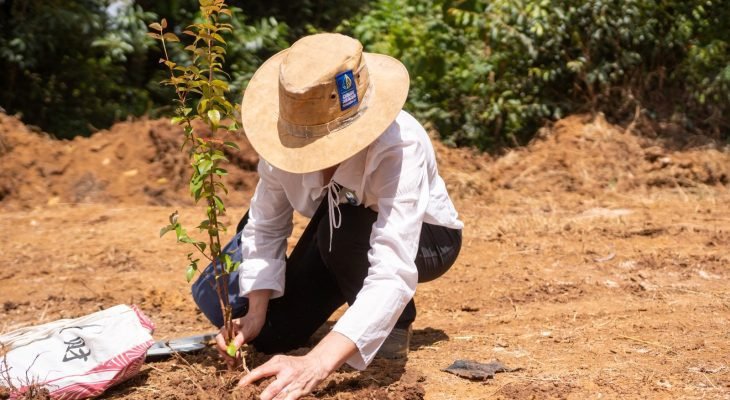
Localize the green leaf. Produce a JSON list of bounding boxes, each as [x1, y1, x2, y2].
[[175, 225, 194, 244], [223, 253, 232, 271], [198, 159, 213, 175], [211, 79, 228, 89], [231, 261, 241, 272], [159, 225, 174, 238], [198, 99, 209, 114], [179, 236, 196, 244], [226, 342, 237, 357], [223, 141, 239, 150], [214, 181, 229, 195], [208, 109, 221, 125], [186, 265, 196, 283], [212, 33, 226, 44], [214, 167, 228, 177], [211, 151, 228, 161], [190, 176, 204, 198], [213, 195, 225, 212]]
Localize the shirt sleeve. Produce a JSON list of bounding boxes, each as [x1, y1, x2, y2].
[[238, 159, 294, 299], [332, 132, 429, 370]]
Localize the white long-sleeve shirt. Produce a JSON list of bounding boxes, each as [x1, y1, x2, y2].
[[238, 110, 463, 370]]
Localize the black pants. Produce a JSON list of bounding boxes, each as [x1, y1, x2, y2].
[[236, 200, 462, 354]]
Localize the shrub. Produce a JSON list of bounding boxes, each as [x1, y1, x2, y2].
[[0, 0, 155, 138], [344, 0, 730, 149]]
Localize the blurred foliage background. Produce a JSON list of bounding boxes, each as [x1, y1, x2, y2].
[[0, 0, 728, 147]]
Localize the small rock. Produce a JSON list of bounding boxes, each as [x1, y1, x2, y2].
[[698, 270, 719, 280], [656, 379, 672, 389], [443, 359, 521, 380], [604, 279, 620, 288], [618, 260, 637, 270]]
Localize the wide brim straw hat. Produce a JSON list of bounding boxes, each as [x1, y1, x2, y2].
[[241, 33, 410, 173]]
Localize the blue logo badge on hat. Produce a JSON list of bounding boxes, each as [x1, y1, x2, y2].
[[335, 70, 358, 111]]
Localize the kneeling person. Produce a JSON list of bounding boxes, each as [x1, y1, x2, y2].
[[194, 33, 463, 400]]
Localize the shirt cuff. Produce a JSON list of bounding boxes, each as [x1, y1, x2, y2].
[[238, 258, 286, 299], [331, 283, 412, 370]]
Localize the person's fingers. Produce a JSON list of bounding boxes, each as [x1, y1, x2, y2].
[[239, 358, 282, 387], [290, 375, 318, 400], [299, 378, 319, 396], [215, 332, 228, 350], [215, 331, 238, 368], [215, 336, 229, 358], [284, 387, 305, 400], [234, 331, 245, 347], [259, 376, 291, 400]]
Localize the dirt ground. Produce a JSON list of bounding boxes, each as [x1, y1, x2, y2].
[[0, 113, 728, 399]]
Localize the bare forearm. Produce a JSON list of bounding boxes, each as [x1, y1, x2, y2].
[[247, 289, 272, 316], [307, 331, 357, 373]]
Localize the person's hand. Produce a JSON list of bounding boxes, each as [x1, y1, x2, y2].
[[239, 353, 329, 400], [238, 331, 357, 399], [216, 289, 272, 368], [215, 312, 266, 368]]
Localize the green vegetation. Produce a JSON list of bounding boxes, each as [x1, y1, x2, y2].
[[1, 0, 728, 147], [0, 0, 154, 138], [345, 0, 730, 148]]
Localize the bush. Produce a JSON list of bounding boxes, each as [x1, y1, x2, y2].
[[0, 0, 289, 138], [0, 0, 156, 138], [1, 0, 727, 146], [344, 0, 730, 149]]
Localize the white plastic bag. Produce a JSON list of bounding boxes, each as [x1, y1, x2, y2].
[[0, 304, 155, 399]]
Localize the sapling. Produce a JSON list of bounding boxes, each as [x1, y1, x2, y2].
[[150, 0, 243, 364]]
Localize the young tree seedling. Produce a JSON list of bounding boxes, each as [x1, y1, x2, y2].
[[150, 0, 244, 366]]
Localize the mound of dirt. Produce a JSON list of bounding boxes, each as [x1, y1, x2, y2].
[[449, 114, 729, 198], [1, 112, 728, 210], [0, 113, 259, 210]]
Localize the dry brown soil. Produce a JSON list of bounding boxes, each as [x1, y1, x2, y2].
[[1, 113, 729, 399]]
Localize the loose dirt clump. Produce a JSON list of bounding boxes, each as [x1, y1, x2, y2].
[[0, 385, 51, 400]]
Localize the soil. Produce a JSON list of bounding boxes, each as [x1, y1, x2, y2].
[[0, 113, 259, 210], [1, 112, 729, 399]]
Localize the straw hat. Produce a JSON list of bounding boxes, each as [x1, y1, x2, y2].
[[240, 33, 410, 173]]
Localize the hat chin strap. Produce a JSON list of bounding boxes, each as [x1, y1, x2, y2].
[[278, 81, 374, 139]]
